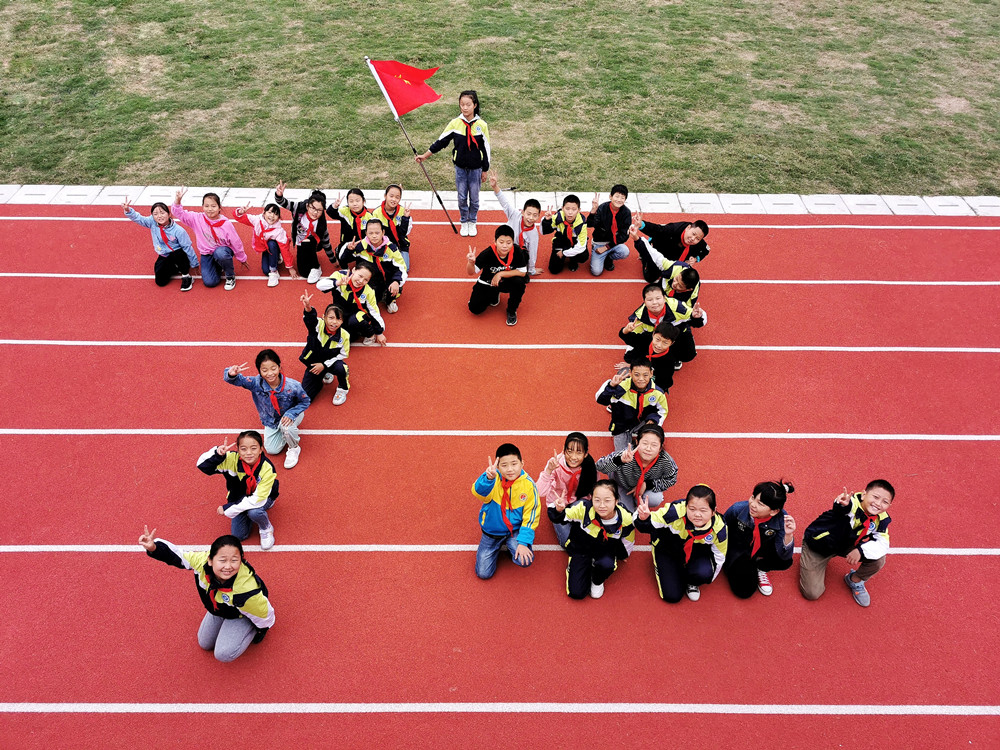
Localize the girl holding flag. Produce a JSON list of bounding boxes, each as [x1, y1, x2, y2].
[[171, 188, 247, 290], [122, 197, 199, 291]]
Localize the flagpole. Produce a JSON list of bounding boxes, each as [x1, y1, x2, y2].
[[365, 56, 459, 234]]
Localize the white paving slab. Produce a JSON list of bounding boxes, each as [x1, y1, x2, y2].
[[678, 193, 723, 213], [882, 195, 934, 215], [136, 185, 180, 206], [184, 186, 229, 206], [436, 190, 459, 211], [719, 193, 766, 214], [8, 184, 63, 204], [923, 195, 975, 216], [475, 191, 505, 212], [0, 185, 23, 203], [759, 194, 807, 214], [404, 190, 435, 210], [842, 194, 892, 215], [93, 186, 145, 205], [269, 188, 313, 206], [222, 187, 271, 207], [51, 185, 103, 205], [636, 193, 681, 214], [802, 194, 850, 214], [963, 196, 1000, 217], [558, 191, 596, 211], [513, 191, 557, 212]]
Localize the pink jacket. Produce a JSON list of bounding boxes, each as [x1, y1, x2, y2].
[[235, 211, 292, 267], [171, 204, 247, 260], [536, 454, 589, 506]]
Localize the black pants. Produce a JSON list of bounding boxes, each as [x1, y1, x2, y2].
[[652, 537, 715, 603], [635, 239, 663, 283], [342, 312, 381, 340], [468, 277, 526, 315], [566, 552, 617, 599], [370, 276, 401, 306], [548, 238, 588, 274], [301, 360, 349, 399], [296, 238, 322, 277], [671, 327, 697, 363], [724, 553, 794, 599], [153, 250, 191, 287]]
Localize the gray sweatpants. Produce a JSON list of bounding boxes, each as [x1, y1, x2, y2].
[[198, 612, 257, 662]]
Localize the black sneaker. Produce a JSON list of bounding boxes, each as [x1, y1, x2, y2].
[[506, 311, 517, 326], [567, 260, 578, 272], [180, 275, 193, 292], [604, 259, 615, 271]]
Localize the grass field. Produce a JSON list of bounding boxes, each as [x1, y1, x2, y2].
[[2, 0, 999, 194]]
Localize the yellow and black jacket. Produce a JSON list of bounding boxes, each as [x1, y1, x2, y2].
[[595, 375, 668, 435], [804, 493, 891, 561], [299, 307, 350, 369], [549, 501, 636, 559], [636, 500, 728, 580], [329, 204, 374, 247], [317, 271, 386, 334], [428, 115, 491, 171], [197, 449, 279, 515], [541, 210, 588, 257]]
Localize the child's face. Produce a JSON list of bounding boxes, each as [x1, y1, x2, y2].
[[635, 433, 661, 463], [497, 454, 523, 481], [306, 201, 323, 219], [630, 366, 652, 390], [610, 192, 627, 209], [562, 202, 580, 222], [366, 223, 384, 244], [202, 198, 221, 219], [670, 276, 691, 293], [563, 441, 587, 469], [459, 95, 476, 119], [592, 485, 618, 520], [860, 487, 893, 515], [349, 267, 372, 288], [347, 194, 365, 212], [686, 496, 713, 527], [645, 290, 666, 314], [237, 437, 262, 465], [683, 225, 705, 245], [263, 208, 280, 225], [258, 359, 282, 386], [385, 188, 401, 209], [152, 206, 170, 226], [496, 236, 514, 254], [522, 205, 540, 226], [209, 545, 242, 581], [324, 309, 342, 332], [651, 333, 671, 353], [748, 493, 779, 520]]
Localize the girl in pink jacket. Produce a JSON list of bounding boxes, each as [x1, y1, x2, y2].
[[234, 202, 296, 287], [536, 431, 597, 548], [171, 187, 248, 290]]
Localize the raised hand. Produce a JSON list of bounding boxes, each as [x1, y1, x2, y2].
[[591, 194, 600, 213], [227, 362, 249, 378], [544, 449, 560, 474], [138, 525, 157, 551], [301, 291, 313, 309], [555, 489, 568, 512], [332, 193, 342, 208], [784, 514, 797, 540], [835, 487, 852, 506], [275, 180, 286, 198], [610, 368, 628, 387], [633, 211, 643, 226], [215, 437, 237, 456], [485, 455, 500, 481], [622, 319, 639, 334], [174, 187, 188, 205], [637, 494, 651, 520], [628, 223, 640, 240], [402, 203, 412, 217], [121, 197, 135, 213], [488, 172, 499, 191], [620, 444, 635, 464], [466, 245, 477, 263], [235, 201, 251, 217], [692, 301, 704, 318]]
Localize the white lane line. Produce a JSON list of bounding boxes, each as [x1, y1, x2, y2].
[[1, 702, 997, 715], [1, 429, 997, 440], [1, 340, 997, 353], [1, 544, 995, 555]]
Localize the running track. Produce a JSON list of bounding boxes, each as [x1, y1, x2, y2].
[[2, 204, 998, 748]]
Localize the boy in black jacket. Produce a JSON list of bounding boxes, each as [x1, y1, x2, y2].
[[634, 217, 710, 283], [800, 480, 894, 607], [586, 184, 632, 276]]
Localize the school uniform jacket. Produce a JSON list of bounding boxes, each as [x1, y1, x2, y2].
[[473, 470, 541, 546], [640, 246, 701, 306], [125, 208, 199, 266], [804, 493, 891, 561], [147, 538, 274, 628], [496, 191, 542, 260], [595, 376, 668, 434], [274, 193, 336, 264], [299, 308, 350, 369], [234, 211, 293, 268], [428, 114, 491, 171], [371, 203, 412, 254], [315, 271, 386, 334], [595, 449, 679, 495], [636, 500, 728, 580], [722, 501, 793, 570], [170, 205, 247, 260], [356, 238, 408, 289], [587, 202, 632, 245], [623, 345, 676, 393], [549, 501, 636, 559], [197, 449, 280, 517], [638, 220, 710, 263], [541, 210, 588, 257], [622, 300, 693, 345], [329, 204, 374, 249], [223, 370, 311, 429]]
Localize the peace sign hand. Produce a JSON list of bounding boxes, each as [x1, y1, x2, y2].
[[628, 223, 640, 240], [836, 487, 852, 506], [216, 437, 237, 456], [555, 489, 568, 512], [634, 211, 643, 226], [174, 187, 188, 205], [275, 180, 286, 198], [610, 368, 628, 387], [301, 291, 313, 310], [544, 450, 560, 474], [138, 525, 157, 551], [466, 245, 477, 263], [402, 202, 411, 217], [235, 201, 251, 217], [622, 319, 639, 334], [485, 455, 500, 481], [692, 301, 704, 318], [637, 494, 651, 520], [121, 197, 135, 213], [227, 362, 249, 378], [620, 444, 635, 464], [591, 194, 600, 212]]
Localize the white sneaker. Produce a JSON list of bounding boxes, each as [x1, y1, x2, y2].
[[332, 387, 348, 405], [283, 445, 301, 469], [307, 268, 323, 284], [469, 223, 478, 237], [360, 336, 378, 346], [387, 301, 399, 314], [267, 272, 279, 287], [590, 582, 605, 599], [460, 222, 470, 237], [260, 526, 275, 550], [757, 569, 774, 596], [674, 361, 683, 371], [685, 584, 701, 601], [224, 277, 236, 291], [528, 268, 543, 276], [322, 372, 335, 384]]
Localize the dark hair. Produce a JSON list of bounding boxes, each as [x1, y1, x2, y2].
[[150, 202, 172, 225], [323, 303, 344, 319], [384, 184, 402, 196], [236, 430, 264, 449], [592, 479, 619, 502], [865, 479, 896, 499], [354, 260, 376, 277], [308, 189, 327, 207], [633, 422, 665, 448], [629, 357, 653, 371], [263, 203, 281, 216], [495, 225, 515, 241], [562, 194, 580, 208], [209, 534, 245, 562], [255, 348, 281, 371], [679, 267, 700, 290], [693, 219, 709, 236], [523, 198, 541, 212], [459, 89, 480, 116], [496, 442, 521, 461], [347, 188, 365, 202], [610, 184, 628, 198], [652, 321, 680, 342], [753, 479, 795, 510], [686, 484, 717, 512], [202, 192, 222, 208], [366, 218, 385, 231], [564, 432, 597, 500], [642, 283, 664, 299]]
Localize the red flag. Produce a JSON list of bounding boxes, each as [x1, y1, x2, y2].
[[368, 59, 441, 117]]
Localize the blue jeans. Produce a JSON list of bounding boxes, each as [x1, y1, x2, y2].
[[201, 246, 236, 287], [590, 242, 629, 276], [475, 532, 532, 579], [455, 167, 482, 223], [262, 239, 280, 274], [229, 495, 276, 541]]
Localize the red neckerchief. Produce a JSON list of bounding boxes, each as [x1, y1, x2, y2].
[[520, 218, 536, 242], [609, 205, 619, 241], [158, 224, 173, 249], [648, 342, 670, 360], [256, 221, 278, 252], [345, 276, 367, 311], [499, 476, 516, 532], [630, 383, 650, 422], [492, 245, 512, 271], [751, 515, 768, 557], [683, 519, 714, 562], [301, 215, 320, 246], [204, 215, 227, 243], [678, 227, 692, 263], [633, 452, 655, 497], [647, 305, 666, 326], [558, 461, 581, 500], [365, 238, 389, 278], [351, 209, 366, 239], [240, 455, 262, 496], [855, 511, 878, 547], [206, 573, 235, 612], [563, 213, 575, 246], [464, 118, 474, 149], [589, 508, 609, 540], [267, 374, 285, 415], [380, 201, 401, 244]]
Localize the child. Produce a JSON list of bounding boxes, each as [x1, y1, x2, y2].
[[621, 322, 681, 393], [618, 283, 691, 354], [234, 202, 297, 287], [139, 527, 273, 662], [800, 480, 894, 607], [415, 90, 490, 237], [371, 184, 413, 269], [224, 349, 311, 469], [316, 262, 388, 346], [586, 186, 632, 276], [488, 172, 543, 276], [197, 431, 279, 549], [274, 181, 336, 284], [536, 432, 598, 548], [171, 188, 247, 290], [355, 219, 407, 313], [329, 189, 373, 267], [541, 194, 588, 274], [466, 225, 527, 327], [595, 423, 678, 513], [634, 216, 710, 282], [473, 444, 541, 580], [299, 291, 350, 405], [723, 480, 796, 598], [122, 198, 199, 291], [548, 480, 635, 599], [595, 357, 668, 451], [635, 484, 728, 603]]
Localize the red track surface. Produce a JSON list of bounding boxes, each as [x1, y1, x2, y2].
[[2, 205, 998, 746]]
